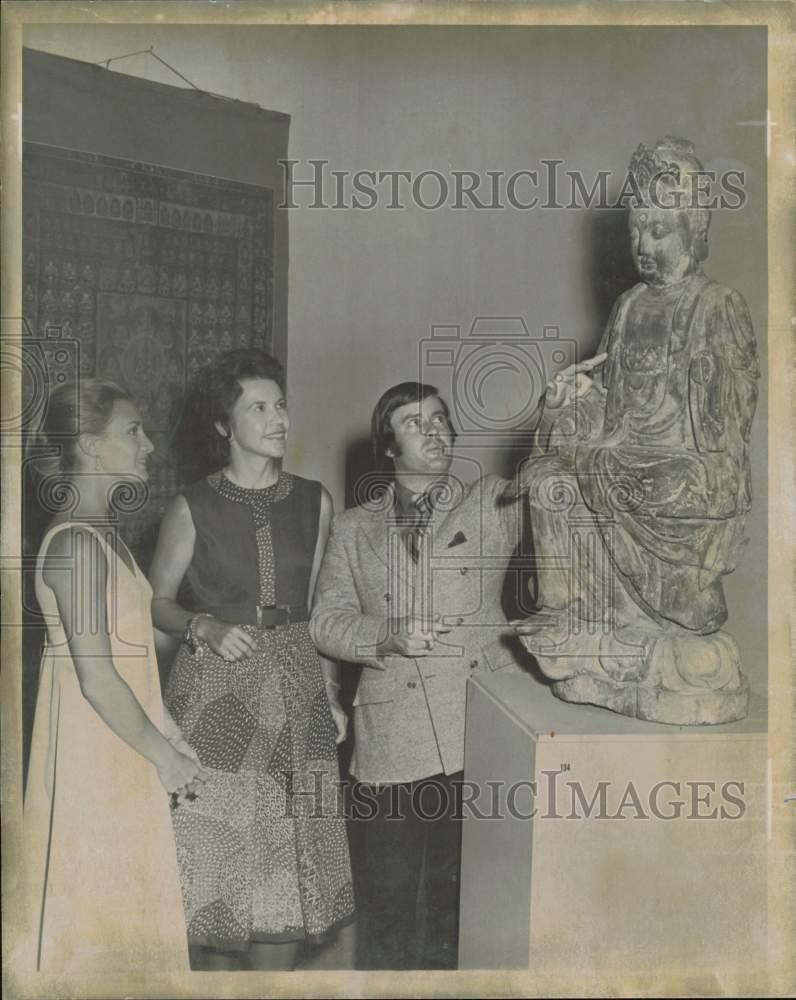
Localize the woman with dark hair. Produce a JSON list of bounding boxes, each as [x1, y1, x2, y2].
[[149, 349, 353, 971], [24, 378, 205, 974]]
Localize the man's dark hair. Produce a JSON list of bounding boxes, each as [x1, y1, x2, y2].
[[370, 381, 456, 473]]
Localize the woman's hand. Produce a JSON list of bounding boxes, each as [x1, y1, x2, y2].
[[195, 616, 257, 662], [168, 732, 201, 764], [156, 744, 209, 799]]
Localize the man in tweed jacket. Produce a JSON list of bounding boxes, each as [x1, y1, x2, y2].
[[310, 381, 526, 969]]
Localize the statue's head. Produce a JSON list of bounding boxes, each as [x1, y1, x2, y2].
[[627, 136, 711, 287]]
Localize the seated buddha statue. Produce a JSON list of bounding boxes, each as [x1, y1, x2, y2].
[[515, 137, 759, 724]]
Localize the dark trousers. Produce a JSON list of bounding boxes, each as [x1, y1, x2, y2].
[[351, 771, 463, 970]]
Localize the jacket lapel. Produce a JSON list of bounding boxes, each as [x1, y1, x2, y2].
[[360, 487, 416, 598], [358, 477, 471, 603], [429, 475, 469, 553]]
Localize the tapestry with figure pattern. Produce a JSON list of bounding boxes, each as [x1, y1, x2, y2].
[[22, 141, 276, 556]]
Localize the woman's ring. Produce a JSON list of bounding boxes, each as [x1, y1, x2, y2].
[[424, 638, 433, 651]]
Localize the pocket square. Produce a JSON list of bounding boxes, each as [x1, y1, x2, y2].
[[447, 531, 467, 548]]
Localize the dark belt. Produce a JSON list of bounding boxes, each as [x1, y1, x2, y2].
[[256, 603, 292, 629]]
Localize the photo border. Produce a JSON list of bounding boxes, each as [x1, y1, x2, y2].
[[2, 3, 793, 998]]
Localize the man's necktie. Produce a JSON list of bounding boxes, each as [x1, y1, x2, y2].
[[407, 492, 433, 562]]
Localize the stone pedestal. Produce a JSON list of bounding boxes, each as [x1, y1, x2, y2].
[[459, 672, 767, 977]]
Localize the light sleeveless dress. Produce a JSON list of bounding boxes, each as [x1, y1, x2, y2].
[[23, 522, 188, 974]]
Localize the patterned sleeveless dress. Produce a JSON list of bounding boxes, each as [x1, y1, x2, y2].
[[164, 471, 354, 951]]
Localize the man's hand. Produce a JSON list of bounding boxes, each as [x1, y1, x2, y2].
[[379, 616, 452, 657], [328, 698, 348, 744], [545, 353, 607, 409], [323, 678, 348, 744]]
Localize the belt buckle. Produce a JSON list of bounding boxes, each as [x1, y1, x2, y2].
[[256, 604, 291, 629]]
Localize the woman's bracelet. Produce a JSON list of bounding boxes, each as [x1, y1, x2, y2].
[[184, 613, 213, 655]]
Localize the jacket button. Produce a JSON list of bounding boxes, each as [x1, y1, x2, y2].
[[460, 567, 468, 575], [469, 659, 479, 670], [384, 593, 391, 602], [407, 680, 417, 689]]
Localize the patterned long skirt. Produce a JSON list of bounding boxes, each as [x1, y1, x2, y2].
[[165, 622, 354, 950]]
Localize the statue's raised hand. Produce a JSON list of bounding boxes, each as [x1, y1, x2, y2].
[[545, 353, 607, 409]]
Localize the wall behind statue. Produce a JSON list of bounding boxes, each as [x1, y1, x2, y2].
[[23, 25, 768, 695]]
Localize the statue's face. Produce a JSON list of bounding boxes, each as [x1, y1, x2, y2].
[[629, 206, 694, 286]]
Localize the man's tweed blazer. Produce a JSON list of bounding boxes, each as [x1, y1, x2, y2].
[[310, 474, 525, 784]]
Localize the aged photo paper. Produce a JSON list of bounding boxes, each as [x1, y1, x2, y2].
[[2, 2, 794, 998]]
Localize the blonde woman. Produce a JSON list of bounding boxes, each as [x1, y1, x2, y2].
[[24, 378, 206, 974]]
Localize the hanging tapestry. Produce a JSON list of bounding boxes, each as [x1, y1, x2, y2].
[[22, 141, 275, 557]]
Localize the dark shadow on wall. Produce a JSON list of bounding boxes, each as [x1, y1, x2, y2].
[[344, 434, 385, 511], [585, 207, 638, 335], [500, 488, 551, 688], [494, 425, 540, 485], [21, 455, 50, 791], [172, 376, 216, 489]]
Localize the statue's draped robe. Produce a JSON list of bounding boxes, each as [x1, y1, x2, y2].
[[528, 272, 758, 639]]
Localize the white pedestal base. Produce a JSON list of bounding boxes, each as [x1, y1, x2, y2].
[[459, 673, 767, 975]]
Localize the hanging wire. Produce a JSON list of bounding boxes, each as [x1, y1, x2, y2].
[[148, 50, 201, 91], [95, 46, 201, 91], [95, 47, 153, 69], [93, 45, 262, 108]]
